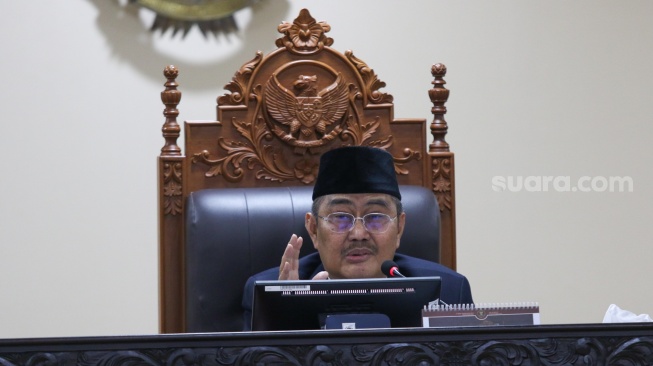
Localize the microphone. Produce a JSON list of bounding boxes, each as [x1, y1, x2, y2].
[[381, 260, 406, 278]]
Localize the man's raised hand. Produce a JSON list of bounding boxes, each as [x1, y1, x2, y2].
[[279, 234, 303, 280]]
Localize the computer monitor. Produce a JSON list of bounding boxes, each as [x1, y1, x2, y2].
[[251, 276, 441, 331]]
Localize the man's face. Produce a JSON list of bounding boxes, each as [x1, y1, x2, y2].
[[305, 193, 406, 279]]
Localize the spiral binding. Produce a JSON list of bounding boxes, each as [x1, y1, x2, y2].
[[424, 301, 539, 311]]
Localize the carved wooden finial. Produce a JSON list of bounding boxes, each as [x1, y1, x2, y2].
[[275, 8, 333, 55], [161, 65, 182, 156], [428, 63, 450, 152]]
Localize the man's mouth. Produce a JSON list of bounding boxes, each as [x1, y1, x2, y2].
[[342, 246, 377, 262]]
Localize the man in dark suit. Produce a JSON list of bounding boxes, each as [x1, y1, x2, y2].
[[242, 146, 473, 330]]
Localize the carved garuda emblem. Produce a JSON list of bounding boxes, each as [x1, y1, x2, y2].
[[264, 73, 349, 148]]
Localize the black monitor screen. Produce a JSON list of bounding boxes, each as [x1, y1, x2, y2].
[[251, 277, 441, 331]]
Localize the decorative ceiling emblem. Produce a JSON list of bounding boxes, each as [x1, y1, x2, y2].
[[129, 0, 258, 38]]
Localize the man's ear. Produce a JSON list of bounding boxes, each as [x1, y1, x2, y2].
[[305, 212, 319, 249], [395, 212, 406, 249]]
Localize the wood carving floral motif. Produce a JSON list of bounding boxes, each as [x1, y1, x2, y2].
[[276, 8, 333, 55], [345, 51, 393, 105], [193, 116, 296, 183], [432, 156, 452, 211], [162, 162, 182, 215]]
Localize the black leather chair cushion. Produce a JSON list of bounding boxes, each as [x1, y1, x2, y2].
[[185, 185, 440, 332]]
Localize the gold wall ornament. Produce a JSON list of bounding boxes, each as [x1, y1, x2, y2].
[[129, 0, 258, 38]]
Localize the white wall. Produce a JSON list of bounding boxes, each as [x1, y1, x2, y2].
[[1, 0, 652, 338]]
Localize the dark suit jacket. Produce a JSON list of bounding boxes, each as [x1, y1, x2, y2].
[[241, 252, 473, 331]]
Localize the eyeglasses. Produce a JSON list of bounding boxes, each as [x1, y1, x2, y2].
[[317, 212, 397, 234]]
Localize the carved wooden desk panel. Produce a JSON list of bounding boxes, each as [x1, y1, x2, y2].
[[1, 324, 653, 365]]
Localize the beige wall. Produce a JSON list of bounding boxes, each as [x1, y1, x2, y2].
[[1, 0, 652, 338]]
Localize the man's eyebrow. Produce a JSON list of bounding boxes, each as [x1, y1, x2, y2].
[[326, 198, 354, 207], [365, 199, 391, 208], [326, 197, 391, 208]]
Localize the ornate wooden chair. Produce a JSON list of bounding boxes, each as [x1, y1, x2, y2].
[[157, 8, 456, 333]]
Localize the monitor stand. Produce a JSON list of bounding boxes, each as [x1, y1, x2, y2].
[[324, 313, 391, 330]]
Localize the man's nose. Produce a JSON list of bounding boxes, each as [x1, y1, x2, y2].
[[348, 218, 370, 239]]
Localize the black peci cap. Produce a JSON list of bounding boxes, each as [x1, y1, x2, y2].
[[312, 146, 401, 200]]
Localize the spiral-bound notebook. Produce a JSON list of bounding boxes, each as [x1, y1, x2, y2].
[[422, 303, 540, 327]]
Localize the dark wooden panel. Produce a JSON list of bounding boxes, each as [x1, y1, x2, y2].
[[2, 324, 653, 365]]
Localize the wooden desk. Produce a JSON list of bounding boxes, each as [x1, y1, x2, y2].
[[1, 323, 652, 365]]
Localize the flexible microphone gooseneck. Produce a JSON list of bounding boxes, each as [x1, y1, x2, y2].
[[381, 260, 406, 278]]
